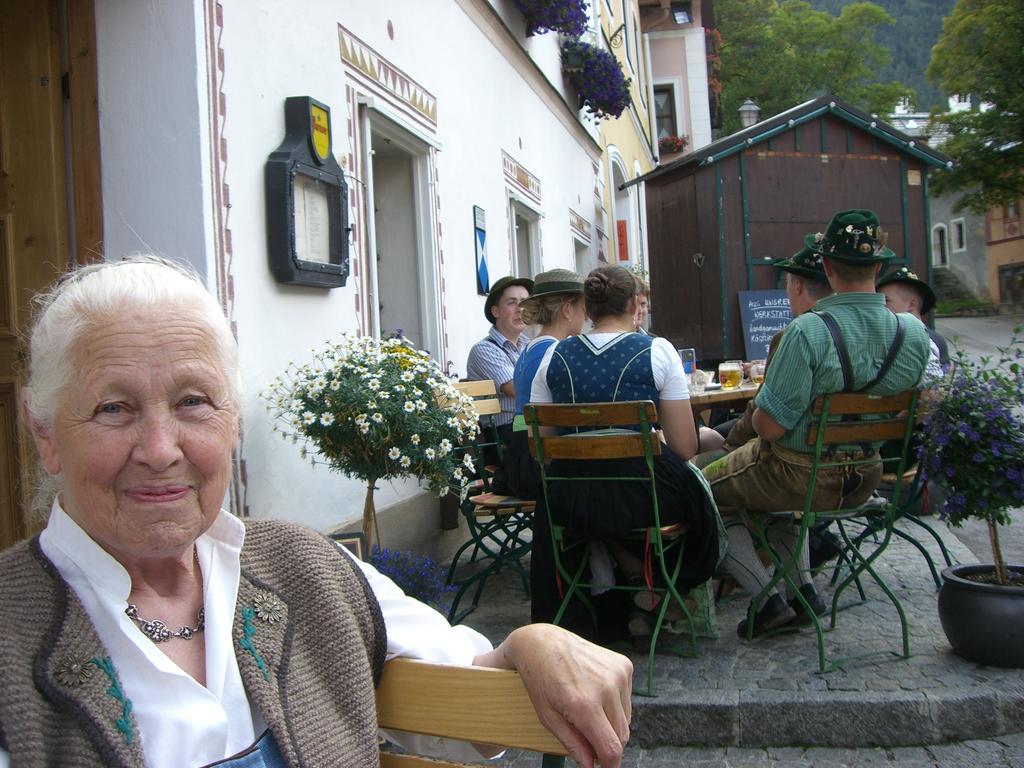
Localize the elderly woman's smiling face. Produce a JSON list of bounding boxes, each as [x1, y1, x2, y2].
[[32, 307, 239, 563]]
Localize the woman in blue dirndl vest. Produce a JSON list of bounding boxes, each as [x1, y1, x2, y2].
[[528, 266, 722, 642]]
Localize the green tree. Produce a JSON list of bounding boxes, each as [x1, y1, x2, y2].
[[714, 0, 912, 134], [810, 0, 958, 110], [926, 0, 1024, 213]]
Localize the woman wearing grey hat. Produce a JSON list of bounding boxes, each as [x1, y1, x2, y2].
[[502, 269, 587, 498]]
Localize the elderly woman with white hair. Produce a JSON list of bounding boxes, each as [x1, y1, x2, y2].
[[0, 257, 633, 768]]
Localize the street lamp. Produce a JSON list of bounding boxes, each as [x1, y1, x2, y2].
[[738, 98, 761, 128]]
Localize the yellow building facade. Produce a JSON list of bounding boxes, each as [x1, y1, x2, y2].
[[594, 0, 656, 275]]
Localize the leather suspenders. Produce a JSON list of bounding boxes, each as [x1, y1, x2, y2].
[[811, 311, 906, 393]]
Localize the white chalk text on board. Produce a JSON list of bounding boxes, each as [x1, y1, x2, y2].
[[738, 290, 793, 360]]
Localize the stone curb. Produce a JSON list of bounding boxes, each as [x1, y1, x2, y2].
[[631, 682, 1024, 748]]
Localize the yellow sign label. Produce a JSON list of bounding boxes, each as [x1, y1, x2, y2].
[[310, 104, 330, 162]]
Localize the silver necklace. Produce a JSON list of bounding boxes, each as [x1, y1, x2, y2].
[[125, 603, 205, 643]]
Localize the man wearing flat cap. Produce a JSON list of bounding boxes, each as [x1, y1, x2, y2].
[[703, 210, 932, 638], [466, 275, 534, 449]]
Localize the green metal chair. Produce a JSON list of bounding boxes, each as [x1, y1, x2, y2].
[[445, 380, 533, 624], [745, 390, 921, 672], [524, 400, 698, 696], [831, 460, 955, 591]]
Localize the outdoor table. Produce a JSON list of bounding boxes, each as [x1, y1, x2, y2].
[[689, 383, 758, 419]]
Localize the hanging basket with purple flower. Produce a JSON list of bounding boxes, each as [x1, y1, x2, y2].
[[918, 327, 1024, 586], [560, 40, 631, 121], [513, 0, 588, 37]]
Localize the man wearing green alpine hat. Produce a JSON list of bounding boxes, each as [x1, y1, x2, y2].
[[877, 265, 949, 372], [466, 275, 534, 450], [703, 210, 932, 638]]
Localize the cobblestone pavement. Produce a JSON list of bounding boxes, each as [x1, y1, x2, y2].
[[454, 517, 1024, 754], [495, 730, 1024, 766]]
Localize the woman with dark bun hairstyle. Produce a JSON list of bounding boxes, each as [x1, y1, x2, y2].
[[528, 265, 723, 644]]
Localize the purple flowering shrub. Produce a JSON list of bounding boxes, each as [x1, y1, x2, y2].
[[562, 40, 632, 121], [371, 546, 456, 612], [918, 327, 1024, 583], [514, 0, 588, 37]]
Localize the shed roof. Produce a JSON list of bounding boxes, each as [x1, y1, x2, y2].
[[624, 94, 954, 189]]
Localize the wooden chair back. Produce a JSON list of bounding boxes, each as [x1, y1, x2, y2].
[[453, 379, 501, 417], [376, 658, 568, 767], [806, 391, 918, 447], [524, 401, 663, 461]]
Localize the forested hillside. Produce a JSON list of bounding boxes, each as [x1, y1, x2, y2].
[[808, 0, 957, 109]]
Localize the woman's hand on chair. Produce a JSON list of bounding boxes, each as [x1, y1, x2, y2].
[[474, 624, 633, 767]]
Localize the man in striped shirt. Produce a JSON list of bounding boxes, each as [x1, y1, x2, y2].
[[466, 276, 533, 450], [702, 210, 932, 638]]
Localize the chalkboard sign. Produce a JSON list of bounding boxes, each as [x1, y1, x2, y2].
[[738, 290, 792, 360]]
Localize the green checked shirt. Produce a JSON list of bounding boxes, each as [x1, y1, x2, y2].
[[754, 292, 931, 453]]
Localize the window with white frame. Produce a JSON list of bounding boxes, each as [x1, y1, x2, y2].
[[584, 0, 598, 35], [510, 199, 541, 278], [653, 84, 678, 139], [620, 0, 634, 73], [951, 218, 967, 252]]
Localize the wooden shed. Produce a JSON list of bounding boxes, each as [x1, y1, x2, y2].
[[629, 94, 952, 363]]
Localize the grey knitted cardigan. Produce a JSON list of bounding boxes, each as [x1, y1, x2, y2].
[[0, 520, 387, 767]]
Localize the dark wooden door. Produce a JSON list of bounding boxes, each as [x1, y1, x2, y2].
[[0, 1, 69, 548]]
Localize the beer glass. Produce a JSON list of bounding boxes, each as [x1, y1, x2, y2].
[[750, 359, 767, 385], [718, 360, 743, 390]]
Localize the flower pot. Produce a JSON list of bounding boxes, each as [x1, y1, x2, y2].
[[439, 493, 461, 530], [938, 563, 1024, 668]]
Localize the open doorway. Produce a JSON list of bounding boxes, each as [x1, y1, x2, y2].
[[611, 159, 632, 265], [368, 116, 441, 356]]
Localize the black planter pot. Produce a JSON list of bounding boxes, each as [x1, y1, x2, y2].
[[439, 493, 461, 531], [938, 563, 1024, 668]]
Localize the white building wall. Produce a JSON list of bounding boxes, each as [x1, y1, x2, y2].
[[681, 27, 712, 150], [93, 0, 599, 545], [94, 1, 213, 281]]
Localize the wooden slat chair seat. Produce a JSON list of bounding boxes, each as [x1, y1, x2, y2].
[[525, 400, 701, 696], [445, 380, 534, 624], [377, 658, 567, 767], [744, 390, 922, 673]]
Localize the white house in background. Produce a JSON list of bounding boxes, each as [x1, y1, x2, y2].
[[1, 0, 624, 555], [889, 96, 989, 301]]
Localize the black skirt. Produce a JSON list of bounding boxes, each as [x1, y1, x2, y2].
[[543, 448, 698, 537], [530, 445, 721, 630], [501, 429, 541, 500]]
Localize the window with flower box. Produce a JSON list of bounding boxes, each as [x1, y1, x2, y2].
[[653, 84, 678, 138]]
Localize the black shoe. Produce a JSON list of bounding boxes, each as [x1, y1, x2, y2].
[[788, 584, 827, 626], [736, 594, 797, 639], [809, 529, 843, 569]]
